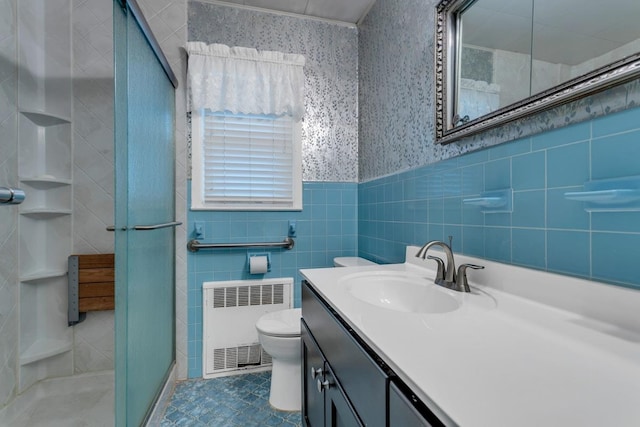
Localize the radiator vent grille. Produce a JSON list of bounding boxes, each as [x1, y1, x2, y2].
[[203, 278, 293, 378], [208, 283, 285, 309], [212, 344, 265, 371]]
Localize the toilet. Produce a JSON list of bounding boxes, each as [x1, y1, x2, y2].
[[333, 256, 377, 267], [256, 257, 376, 411], [256, 308, 302, 411]]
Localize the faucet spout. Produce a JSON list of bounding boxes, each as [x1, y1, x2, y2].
[[415, 240, 456, 285]]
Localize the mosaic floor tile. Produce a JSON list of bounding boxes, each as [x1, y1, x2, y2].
[[161, 371, 302, 427]]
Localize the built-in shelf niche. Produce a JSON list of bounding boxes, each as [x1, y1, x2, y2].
[[19, 275, 72, 366], [17, 0, 72, 119], [17, 0, 73, 392], [18, 112, 71, 181], [19, 215, 71, 279], [19, 178, 71, 213]]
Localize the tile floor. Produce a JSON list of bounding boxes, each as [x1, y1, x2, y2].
[[161, 371, 303, 426]]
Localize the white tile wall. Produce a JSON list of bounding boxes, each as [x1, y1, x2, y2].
[[0, 0, 18, 407], [72, 0, 115, 374]]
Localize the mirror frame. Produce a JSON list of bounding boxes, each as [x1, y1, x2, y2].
[[435, 0, 640, 145]]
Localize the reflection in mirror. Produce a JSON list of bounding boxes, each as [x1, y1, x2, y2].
[[436, 0, 640, 144], [458, 0, 532, 122], [531, 0, 640, 93]]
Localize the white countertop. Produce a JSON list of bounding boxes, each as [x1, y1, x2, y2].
[[300, 247, 640, 427]]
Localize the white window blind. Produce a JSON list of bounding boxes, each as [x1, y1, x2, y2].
[[192, 110, 302, 210]]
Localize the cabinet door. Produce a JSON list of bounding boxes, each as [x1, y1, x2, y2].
[[302, 281, 388, 427], [302, 322, 325, 427], [389, 382, 443, 427], [324, 367, 363, 427]]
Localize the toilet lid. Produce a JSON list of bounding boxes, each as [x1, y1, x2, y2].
[[256, 308, 302, 337]]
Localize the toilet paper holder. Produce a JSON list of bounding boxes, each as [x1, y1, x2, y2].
[[247, 252, 271, 274]]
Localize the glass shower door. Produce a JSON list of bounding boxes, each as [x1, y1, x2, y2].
[[113, 1, 177, 425]]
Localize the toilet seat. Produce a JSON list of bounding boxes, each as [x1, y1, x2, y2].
[[256, 308, 301, 338]]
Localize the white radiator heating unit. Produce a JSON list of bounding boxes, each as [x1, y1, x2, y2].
[[202, 277, 293, 379]]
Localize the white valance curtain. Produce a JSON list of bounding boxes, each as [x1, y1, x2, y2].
[[186, 42, 306, 121]]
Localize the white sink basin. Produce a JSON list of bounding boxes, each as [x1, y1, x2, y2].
[[342, 272, 460, 314]]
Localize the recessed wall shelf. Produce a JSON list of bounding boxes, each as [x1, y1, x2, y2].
[[17, 0, 74, 392], [20, 111, 71, 126], [20, 208, 72, 215], [564, 176, 640, 212], [20, 269, 67, 283], [20, 176, 72, 186], [20, 339, 73, 366], [20, 209, 72, 218], [463, 188, 512, 213]]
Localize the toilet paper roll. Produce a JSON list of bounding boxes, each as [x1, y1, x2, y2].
[[249, 255, 269, 274]]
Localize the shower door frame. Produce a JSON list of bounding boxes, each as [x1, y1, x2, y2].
[[113, 1, 179, 425]]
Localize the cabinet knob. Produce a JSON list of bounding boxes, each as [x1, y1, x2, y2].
[[311, 366, 323, 379], [317, 378, 331, 392]]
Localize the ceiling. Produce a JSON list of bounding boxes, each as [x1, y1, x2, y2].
[[210, 0, 376, 24]]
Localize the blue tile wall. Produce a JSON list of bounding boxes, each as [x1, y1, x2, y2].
[[358, 106, 640, 291], [187, 182, 357, 378]]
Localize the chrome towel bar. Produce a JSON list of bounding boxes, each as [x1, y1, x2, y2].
[[0, 187, 26, 205], [187, 237, 295, 252], [106, 221, 182, 231]]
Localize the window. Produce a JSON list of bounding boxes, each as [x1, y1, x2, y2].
[[186, 43, 305, 210], [191, 110, 302, 210]]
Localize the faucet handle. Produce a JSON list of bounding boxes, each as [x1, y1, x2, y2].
[[426, 255, 446, 281], [456, 264, 484, 292]]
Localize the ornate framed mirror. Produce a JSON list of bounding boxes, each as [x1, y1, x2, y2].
[[435, 0, 640, 145]]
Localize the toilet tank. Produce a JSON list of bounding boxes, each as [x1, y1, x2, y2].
[[333, 257, 377, 267]]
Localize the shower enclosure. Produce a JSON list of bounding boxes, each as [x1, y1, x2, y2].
[[113, 0, 178, 425], [0, 0, 178, 424]]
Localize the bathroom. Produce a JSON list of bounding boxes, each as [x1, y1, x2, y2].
[[1, 0, 639, 425]]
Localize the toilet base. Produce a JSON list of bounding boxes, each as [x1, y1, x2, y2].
[[269, 359, 301, 411]]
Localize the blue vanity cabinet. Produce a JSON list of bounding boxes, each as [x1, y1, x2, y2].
[[302, 280, 386, 427], [301, 280, 445, 427], [389, 381, 436, 426], [302, 322, 363, 427]]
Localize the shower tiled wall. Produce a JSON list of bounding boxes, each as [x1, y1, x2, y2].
[[359, 106, 640, 290], [0, 0, 19, 407], [72, 0, 116, 374], [187, 182, 357, 378]]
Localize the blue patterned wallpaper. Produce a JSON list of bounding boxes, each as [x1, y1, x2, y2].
[[358, 0, 640, 181], [188, 1, 359, 182]]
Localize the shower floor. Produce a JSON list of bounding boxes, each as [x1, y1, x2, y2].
[[1, 371, 114, 427], [160, 371, 302, 426]]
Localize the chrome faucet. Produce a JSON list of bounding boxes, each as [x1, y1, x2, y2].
[[415, 240, 484, 292]]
